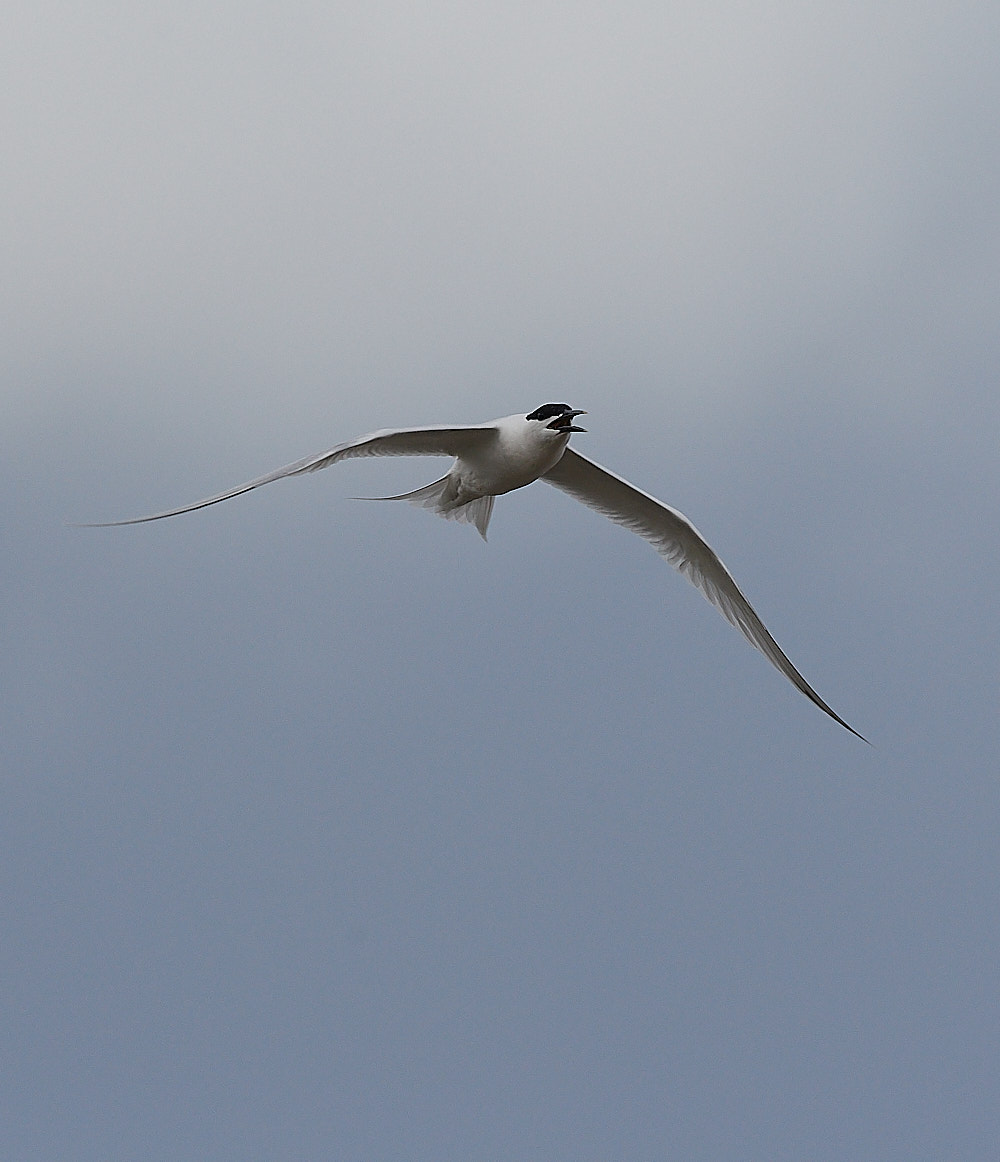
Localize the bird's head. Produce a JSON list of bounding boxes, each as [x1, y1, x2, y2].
[[525, 403, 587, 433]]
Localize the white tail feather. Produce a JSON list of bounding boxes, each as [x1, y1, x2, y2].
[[352, 475, 496, 540]]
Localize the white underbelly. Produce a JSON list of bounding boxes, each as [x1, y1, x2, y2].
[[457, 434, 569, 498]]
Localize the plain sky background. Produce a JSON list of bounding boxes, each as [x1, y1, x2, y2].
[[5, 2, 999, 1158]]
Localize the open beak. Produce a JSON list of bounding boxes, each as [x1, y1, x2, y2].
[[547, 409, 587, 433]]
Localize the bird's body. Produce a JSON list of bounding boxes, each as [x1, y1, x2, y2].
[[83, 403, 866, 740]]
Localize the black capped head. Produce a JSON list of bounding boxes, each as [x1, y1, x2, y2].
[[526, 403, 587, 432]]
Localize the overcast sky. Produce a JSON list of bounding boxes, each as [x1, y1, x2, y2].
[[5, 2, 999, 1158]]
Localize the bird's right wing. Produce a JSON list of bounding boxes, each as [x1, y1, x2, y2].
[[543, 447, 867, 741], [79, 424, 498, 526]]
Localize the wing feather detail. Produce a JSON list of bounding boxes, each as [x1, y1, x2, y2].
[[543, 447, 867, 741], [79, 424, 497, 526]]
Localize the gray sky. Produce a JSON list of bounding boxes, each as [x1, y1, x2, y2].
[[5, 2, 999, 1158]]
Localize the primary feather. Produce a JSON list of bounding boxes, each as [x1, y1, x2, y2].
[[78, 424, 497, 526], [542, 448, 867, 741]]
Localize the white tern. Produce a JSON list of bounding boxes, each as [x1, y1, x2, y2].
[[83, 403, 866, 740]]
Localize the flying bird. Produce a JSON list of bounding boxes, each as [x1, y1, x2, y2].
[[83, 403, 866, 740]]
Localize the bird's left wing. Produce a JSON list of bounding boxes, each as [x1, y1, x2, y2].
[[78, 424, 497, 526], [543, 447, 866, 740]]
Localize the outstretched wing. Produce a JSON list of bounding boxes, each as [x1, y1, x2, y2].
[[543, 447, 867, 741], [78, 424, 497, 526]]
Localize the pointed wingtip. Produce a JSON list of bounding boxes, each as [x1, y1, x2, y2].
[[826, 708, 872, 746], [808, 693, 871, 745]]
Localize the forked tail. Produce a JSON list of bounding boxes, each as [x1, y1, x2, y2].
[[352, 474, 496, 540]]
